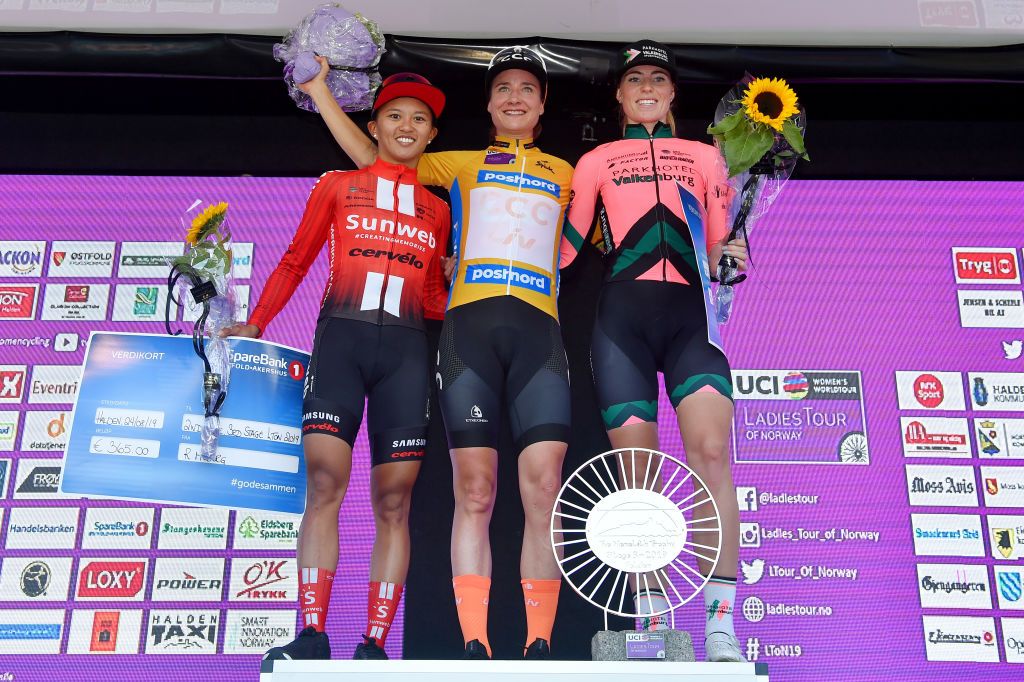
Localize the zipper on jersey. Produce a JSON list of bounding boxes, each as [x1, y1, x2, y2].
[[508, 140, 526, 297], [647, 134, 668, 281], [378, 172, 401, 324]]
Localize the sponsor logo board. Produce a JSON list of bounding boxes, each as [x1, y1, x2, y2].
[[731, 370, 869, 465], [987, 514, 1024, 560], [112, 284, 169, 322], [969, 372, 1024, 412], [958, 290, 1024, 328], [916, 564, 992, 609], [157, 507, 229, 550], [66, 609, 143, 654], [952, 247, 1020, 284], [232, 511, 300, 550], [145, 610, 219, 655], [911, 514, 985, 556], [975, 418, 1024, 459], [0, 284, 39, 320], [0, 412, 19, 451], [151, 558, 225, 602], [75, 558, 148, 601], [921, 615, 998, 662], [0, 557, 73, 602], [222, 610, 296, 654], [0, 365, 27, 403], [900, 417, 972, 458], [981, 466, 1024, 508], [41, 283, 110, 321], [1003, 617, 1024, 663], [118, 242, 182, 278], [232, 242, 254, 278], [81, 507, 154, 550], [895, 371, 965, 411], [229, 558, 297, 602], [28, 364, 81, 404], [0, 241, 45, 277], [0, 609, 65, 654], [20, 410, 70, 452], [0, 458, 9, 497], [13, 457, 66, 498], [47, 241, 116, 278], [4, 506, 79, 549], [905, 465, 979, 507], [994, 566, 1024, 611]]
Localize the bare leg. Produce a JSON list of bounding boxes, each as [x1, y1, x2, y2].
[[518, 440, 567, 579], [450, 447, 498, 576], [369, 461, 422, 582], [297, 433, 353, 569]]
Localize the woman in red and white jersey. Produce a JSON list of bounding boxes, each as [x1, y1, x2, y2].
[[560, 40, 748, 663], [223, 73, 450, 662]]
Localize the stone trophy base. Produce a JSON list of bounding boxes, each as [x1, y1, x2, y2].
[[591, 629, 695, 661]]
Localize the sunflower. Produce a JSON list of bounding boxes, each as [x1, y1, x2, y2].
[[740, 77, 799, 132], [186, 202, 229, 244]]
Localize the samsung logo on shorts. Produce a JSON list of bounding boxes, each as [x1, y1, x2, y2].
[[476, 171, 559, 198], [465, 264, 550, 295]]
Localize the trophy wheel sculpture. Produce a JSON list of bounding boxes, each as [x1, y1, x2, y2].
[[551, 448, 723, 631]]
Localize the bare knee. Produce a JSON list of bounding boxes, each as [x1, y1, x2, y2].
[[307, 465, 346, 508], [687, 436, 732, 485], [456, 475, 496, 516], [373, 485, 411, 529]]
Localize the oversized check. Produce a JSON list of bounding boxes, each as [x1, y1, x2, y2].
[[61, 332, 308, 514]]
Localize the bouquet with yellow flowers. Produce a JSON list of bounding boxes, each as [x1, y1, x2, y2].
[[166, 200, 239, 462], [707, 74, 808, 323]]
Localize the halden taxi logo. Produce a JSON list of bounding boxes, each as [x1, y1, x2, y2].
[[77, 560, 146, 599], [20, 560, 51, 597], [147, 611, 218, 654]]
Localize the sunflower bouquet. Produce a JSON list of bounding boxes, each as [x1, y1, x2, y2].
[[707, 75, 808, 323], [167, 200, 239, 462]]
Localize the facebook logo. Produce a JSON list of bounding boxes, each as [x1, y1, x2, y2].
[[737, 486, 758, 512]]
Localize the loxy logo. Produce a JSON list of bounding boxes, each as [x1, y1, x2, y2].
[[895, 371, 965, 411], [0, 367, 27, 402], [76, 560, 147, 600], [952, 247, 1020, 284], [0, 284, 39, 320]]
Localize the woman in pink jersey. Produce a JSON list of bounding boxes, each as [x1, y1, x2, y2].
[[560, 40, 748, 663]]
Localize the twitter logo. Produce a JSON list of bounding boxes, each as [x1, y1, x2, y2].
[[1005, 340, 1023, 360], [741, 559, 765, 585]]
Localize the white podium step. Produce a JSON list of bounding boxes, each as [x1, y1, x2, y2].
[[260, 659, 769, 681]]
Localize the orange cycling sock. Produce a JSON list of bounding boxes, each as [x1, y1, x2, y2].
[[522, 578, 561, 647], [453, 574, 491, 656]]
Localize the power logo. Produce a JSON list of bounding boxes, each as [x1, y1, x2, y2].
[[77, 560, 147, 599]]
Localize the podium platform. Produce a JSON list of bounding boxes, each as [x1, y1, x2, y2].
[[259, 659, 769, 681]]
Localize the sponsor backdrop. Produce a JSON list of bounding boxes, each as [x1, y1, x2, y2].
[[1, 176, 1023, 679]]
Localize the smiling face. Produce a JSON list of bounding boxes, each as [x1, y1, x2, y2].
[[486, 69, 544, 138], [367, 97, 437, 167], [616, 65, 675, 127]]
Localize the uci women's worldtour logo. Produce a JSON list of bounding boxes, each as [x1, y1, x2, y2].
[[731, 370, 868, 465], [0, 241, 44, 277]]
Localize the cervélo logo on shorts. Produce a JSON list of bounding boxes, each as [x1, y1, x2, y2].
[[75, 559, 148, 601]]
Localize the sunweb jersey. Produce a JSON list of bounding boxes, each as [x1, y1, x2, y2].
[[417, 135, 573, 320], [561, 122, 732, 284], [248, 158, 450, 333]]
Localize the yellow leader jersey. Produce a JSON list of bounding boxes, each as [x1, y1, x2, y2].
[[417, 135, 574, 321]]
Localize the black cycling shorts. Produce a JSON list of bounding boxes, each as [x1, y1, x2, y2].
[[591, 280, 732, 430], [302, 317, 429, 466], [435, 297, 571, 451]]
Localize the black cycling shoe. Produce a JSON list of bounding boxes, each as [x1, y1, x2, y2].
[[523, 637, 550, 660], [353, 635, 388, 660], [263, 626, 331, 660], [462, 639, 490, 660]]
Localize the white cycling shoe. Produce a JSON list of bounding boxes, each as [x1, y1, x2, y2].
[[705, 631, 744, 662]]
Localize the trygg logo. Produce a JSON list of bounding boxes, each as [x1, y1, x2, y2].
[[952, 247, 1020, 284], [345, 215, 436, 248], [477, 170, 560, 198]]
